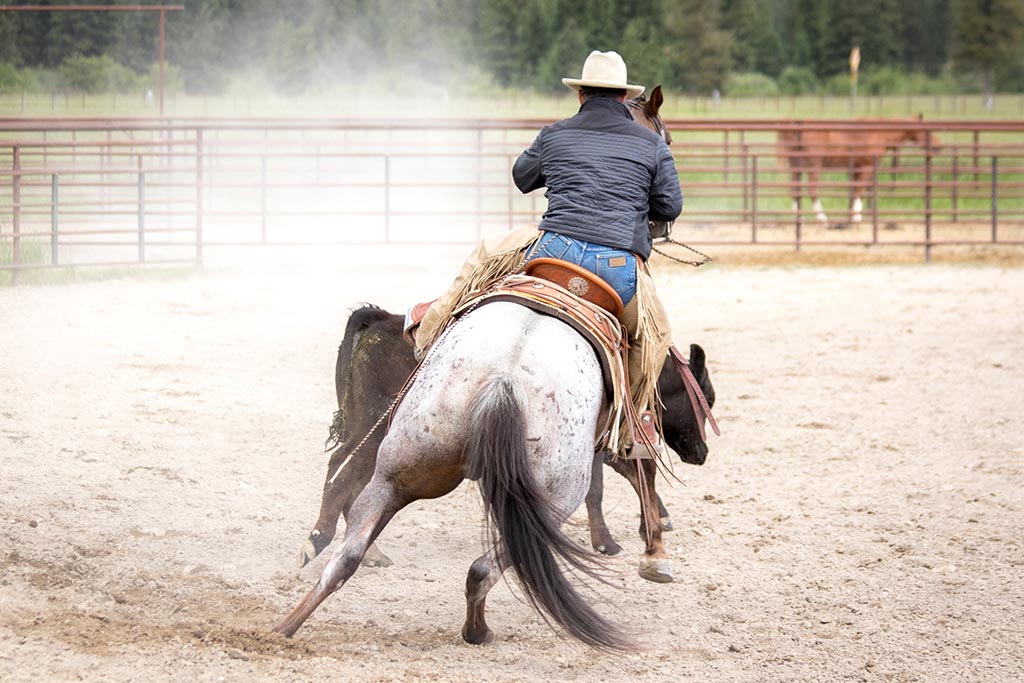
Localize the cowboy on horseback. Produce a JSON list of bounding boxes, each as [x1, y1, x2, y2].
[[407, 50, 683, 459]]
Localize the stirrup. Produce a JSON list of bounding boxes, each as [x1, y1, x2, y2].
[[402, 308, 419, 346], [628, 410, 666, 460], [403, 300, 435, 347]]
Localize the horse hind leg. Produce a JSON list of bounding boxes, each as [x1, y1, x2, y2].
[[634, 459, 674, 584], [851, 168, 869, 224], [275, 476, 406, 637], [851, 196, 864, 224], [463, 545, 509, 645], [808, 170, 828, 224]]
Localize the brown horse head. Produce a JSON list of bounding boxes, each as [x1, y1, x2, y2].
[[627, 84, 672, 145], [901, 113, 938, 149]]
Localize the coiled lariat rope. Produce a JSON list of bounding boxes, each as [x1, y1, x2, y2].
[[651, 236, 714, 267]]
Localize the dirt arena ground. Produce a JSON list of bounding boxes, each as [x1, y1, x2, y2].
[[1, 250, 1022, 682]]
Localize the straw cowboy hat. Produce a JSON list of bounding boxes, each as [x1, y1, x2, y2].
[[562, 50, 645, 99]]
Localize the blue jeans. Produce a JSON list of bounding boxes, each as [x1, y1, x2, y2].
[[526, 231, 637, 305]]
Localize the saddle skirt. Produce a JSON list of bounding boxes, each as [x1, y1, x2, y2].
[[451, 274, 629, 449]]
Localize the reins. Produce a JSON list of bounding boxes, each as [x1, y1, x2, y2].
[[668, 345, 720, 441]]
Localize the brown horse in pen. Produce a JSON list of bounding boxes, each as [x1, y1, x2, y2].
[[778, 119, 933, 227]]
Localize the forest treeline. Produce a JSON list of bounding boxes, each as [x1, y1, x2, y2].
[[0, 0, 1022, 97]]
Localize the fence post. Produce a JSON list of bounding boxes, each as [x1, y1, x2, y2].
[[11, 145, 21, 269], [384, 155, 391, 243], [952, 148, 959, 223], [508, 154, 515, 232], [195, 128, 204, 263], [723, 130, 730, 176], [924, 131, 933, 263], [972, 130, 980, 186], [138, 155, 146, 262], [751, 156, 758, 243], [741, 144, 749, 222], [991, 156, 998, 243], [847, 144, 855, 223], [476, 127, 484, 242], [260, 155, 267, 244], [51, 173, 59, 265], [871, 157, 879, 244]]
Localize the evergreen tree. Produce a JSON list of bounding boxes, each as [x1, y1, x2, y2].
[[0, 6, 19, 65], [619, 15, 672, 89], [900, 0, 950, 75], [950, 0, 1024, 98], [665, 0, 733, 93], [535, 18, 589, 91], [826, 0, 903, 78], [725, 0, 785, 76]]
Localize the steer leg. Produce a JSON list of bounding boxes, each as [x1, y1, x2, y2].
[[298, 444, 354, 568], [586, 451, 622, 555], [605, 455, 673, 531], [299, 437, 393, 569]]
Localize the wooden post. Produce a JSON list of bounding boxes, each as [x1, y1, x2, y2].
[[384, 156, 391, 243], [51, 173, 59, 265], [195, 128, 204, 263], [508, 154, 515, 232], [871, 157, 879, 244], [991, 156, 998, 243], [924, 131, 933, 263], [973, 130, 980, 186], [741, 144, 749, 222], [751, 156, 758, 243], [260, 155, 267, 244], [951, 148, 959, 223], [138, 155, 146, 262], [12, 146, 20, 275]]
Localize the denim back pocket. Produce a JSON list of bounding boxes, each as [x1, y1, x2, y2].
[[531, 232, 574, 261], [595, 253, 637, 305]]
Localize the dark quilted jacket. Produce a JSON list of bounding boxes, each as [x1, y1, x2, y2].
[[512, 97, 683, 261]]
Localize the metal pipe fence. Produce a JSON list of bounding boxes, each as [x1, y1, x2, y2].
[[1, 117, 1022, 277]]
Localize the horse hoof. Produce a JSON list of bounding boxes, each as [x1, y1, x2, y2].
[[462, 625, 495, 645], [660, 516, 674, 532], [596, 541, 623, 556], [361, 545, 394, 568], [638, 556, 674, 584], [297, 539, 318, 568]]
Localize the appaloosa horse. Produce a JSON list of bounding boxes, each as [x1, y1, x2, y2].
[[298, 305, 714, 571], [778, 118, 932, 226], [275, 302, 636, 648]]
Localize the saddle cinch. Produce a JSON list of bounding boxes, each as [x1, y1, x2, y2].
[[450, 258, 631, 447]]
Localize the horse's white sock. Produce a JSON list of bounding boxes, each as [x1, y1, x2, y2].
[[852, 197, 863, 223], [813, 199, 828, 224]]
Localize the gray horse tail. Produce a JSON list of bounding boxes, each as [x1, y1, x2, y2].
[[464, 376, 635, 651]]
